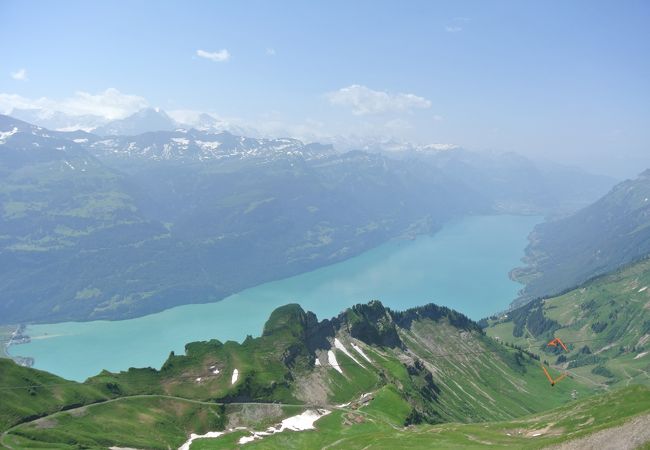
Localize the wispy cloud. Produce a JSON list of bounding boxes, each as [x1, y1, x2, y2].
[[266, 48, 276, 56], [11, 69, 27, 81], [0, 88, 148, 120], [327, 85, 431, 115], [445, 17, 470, 33], [196, 49, 231, 62]]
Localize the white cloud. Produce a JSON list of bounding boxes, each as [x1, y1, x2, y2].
[[384, 118, 413, 131], [11, 69, 27, 81], [327, 85, 431, 115], [445, 26, 462, 33], [266, 48, 276, 56], [0, 88, 148, 120], [196, 49, 230, 62]]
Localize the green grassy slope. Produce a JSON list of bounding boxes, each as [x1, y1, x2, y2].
[[0, 359, 110, 432], [187, 385, 649, 450], [1, 301, 603, 448], [488, 258, 650, 389], [3, 396, 225, 450]]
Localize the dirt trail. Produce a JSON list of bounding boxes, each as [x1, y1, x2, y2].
[[545, 413, 650, 450]]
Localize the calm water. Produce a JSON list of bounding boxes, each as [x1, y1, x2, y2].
[[10, 215, 539, 381]]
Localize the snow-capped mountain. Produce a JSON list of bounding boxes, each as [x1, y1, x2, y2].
[[94, 108, 179, 136], [1, 114, 336, 163], [167, 111, 259, 137], [85, 129, 337, 162]]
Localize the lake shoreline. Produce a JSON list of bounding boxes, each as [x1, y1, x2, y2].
[[11, 214, 540, 381]]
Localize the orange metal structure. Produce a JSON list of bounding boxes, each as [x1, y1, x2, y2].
[[547, 337, 569, 352], [540, 365, 568, 386]]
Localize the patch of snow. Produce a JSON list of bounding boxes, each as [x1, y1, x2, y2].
[[73, 138, 89, 143], [639, 286, 648, 293], [314, 358, 321, 366], [327, 350, 343, 374], [171, 137, 190, 146], [231, 368, 239, 384], [279, 409, 330, 431], [634, 351, 648, 360], [196, 140, 221, 150], [334, 338, 364, 368], [337, 402, 350, 408], [178, 431, 226, 450], [532, 433, 542, 437], [351, 343, 373, 364], [64, 161, 75, 170], [237, 409, 331, 445], [195, 377, 202, 382], [0, 127, 18, 143]]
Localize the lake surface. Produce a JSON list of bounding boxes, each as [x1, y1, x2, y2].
[[10, 215, 539, 381]]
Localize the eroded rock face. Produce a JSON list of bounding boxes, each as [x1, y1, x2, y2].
[[340, 300, 403, 348]]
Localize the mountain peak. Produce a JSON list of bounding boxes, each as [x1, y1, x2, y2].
[[94, 108, 178, 136]]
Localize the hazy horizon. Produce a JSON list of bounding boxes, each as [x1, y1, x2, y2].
[[1, 0, 648, 178]]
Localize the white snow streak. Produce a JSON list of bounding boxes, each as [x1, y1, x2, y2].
[[327, 350, 343, 374], [231, 368, 239, 384], [351, 343, 373, 364], [334, 338, 364, 368], [178, 431, 226, 450]]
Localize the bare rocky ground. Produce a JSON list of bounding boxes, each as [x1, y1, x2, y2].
[[547, 413, 650, 450]]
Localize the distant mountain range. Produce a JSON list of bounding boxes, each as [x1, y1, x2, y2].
[[0, 113, 615, 323], [8, 106, 248, 137]]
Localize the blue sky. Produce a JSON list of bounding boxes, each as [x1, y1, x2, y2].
[[1, 0, 649, 177]]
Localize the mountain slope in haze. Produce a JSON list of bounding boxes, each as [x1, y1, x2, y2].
[[487, 257, 650, 389], [512, 169, 650, 304], [0, 114, 617, 324], [0, 115, 486, 323], [1, 301, 595, 448], [0, 115, 186, 323], [400, 148, 615, 215]]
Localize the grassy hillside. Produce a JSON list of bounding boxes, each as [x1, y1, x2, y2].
[[512, 169, 650, 304], [3, 396, 226, 449], [488, 258, 650, 389], [0, 300, 601, 448], [0, 359, 110, 432], [188, 385, 650, 449]]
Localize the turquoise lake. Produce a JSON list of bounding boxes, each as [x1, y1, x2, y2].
[[10, 215, 540, 381]]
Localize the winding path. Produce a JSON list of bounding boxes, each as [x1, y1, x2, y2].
[[0, 391, 386, 449]]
